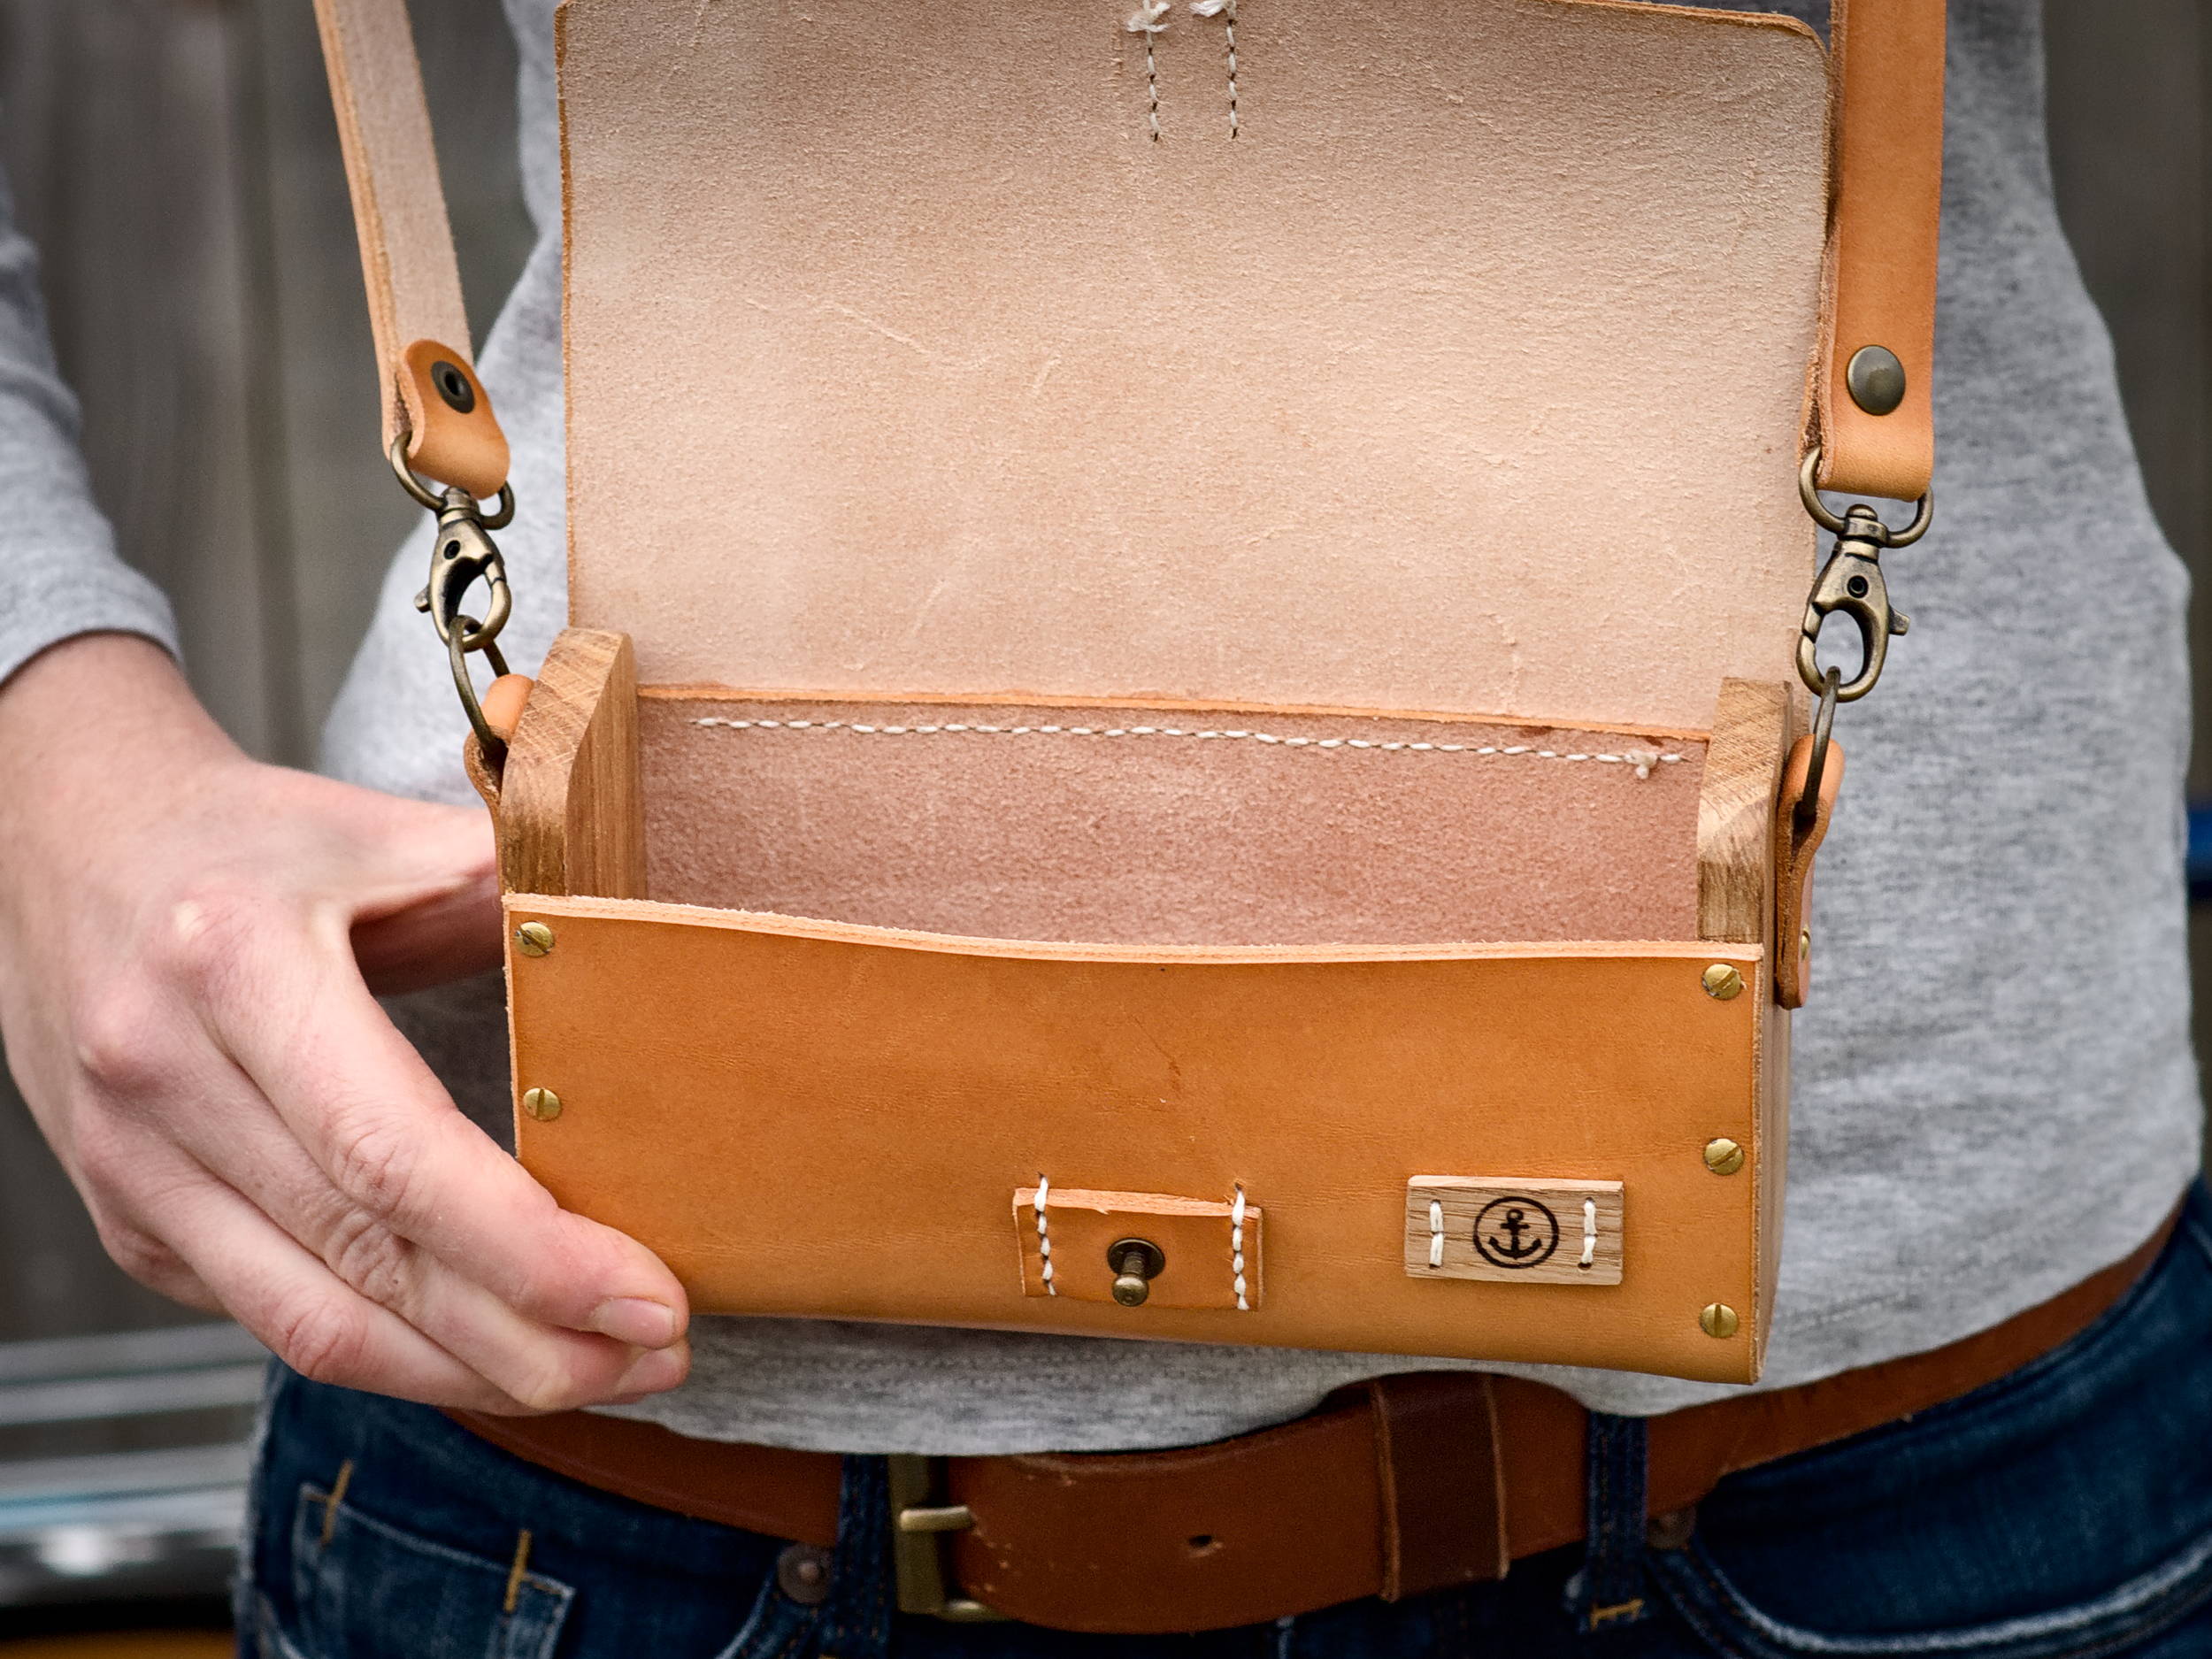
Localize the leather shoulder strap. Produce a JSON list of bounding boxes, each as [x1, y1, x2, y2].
[[311, 0, 510, 498], [1819, 0, 1946, 501], [311, 0, 1939, 507]]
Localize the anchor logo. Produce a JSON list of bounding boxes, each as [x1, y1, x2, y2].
[[1472, 1196, 1560, 1270]]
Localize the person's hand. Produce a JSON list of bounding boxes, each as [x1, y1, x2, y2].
[[0, 634, 689, 1412]]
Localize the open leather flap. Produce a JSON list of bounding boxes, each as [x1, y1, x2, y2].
[[559, 0, 1831, 733]]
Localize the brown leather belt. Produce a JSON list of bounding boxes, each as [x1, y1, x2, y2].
[[457, 1215, 2173, 1635]]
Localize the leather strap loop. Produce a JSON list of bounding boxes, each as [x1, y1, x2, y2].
[[311, 0, 510, 497], [312, 0, 1939, 511], [1368, 1372, 1510, 1597]]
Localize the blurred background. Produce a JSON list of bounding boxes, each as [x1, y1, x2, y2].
[[0, 0, 2203, 1649]]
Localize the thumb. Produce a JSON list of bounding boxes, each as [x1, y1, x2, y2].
[[345, 796, 504, 995]]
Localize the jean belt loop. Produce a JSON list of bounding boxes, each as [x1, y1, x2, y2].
[[1573, 1412, 1652, 1634], [812, 1455, 896, 1659]]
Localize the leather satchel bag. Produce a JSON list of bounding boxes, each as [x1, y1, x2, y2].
[[313, 0, 1942, 1385]]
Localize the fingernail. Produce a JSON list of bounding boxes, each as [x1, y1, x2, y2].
[[615, 1342, 688, 1396], [592, 1298, 679, 1348]]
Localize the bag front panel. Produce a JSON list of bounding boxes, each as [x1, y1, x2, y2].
[[503, 898, 1776, 1381]]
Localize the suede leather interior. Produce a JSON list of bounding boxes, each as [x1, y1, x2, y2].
[[560, 0, 1830, 733], [640, 695, 1708, 945]]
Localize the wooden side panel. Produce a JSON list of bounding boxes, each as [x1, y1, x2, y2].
[[497, 628, 643, 898], [1689, 678, 1795, 1353], [505, 900, 1775, 1383], [1757, 990, 1789, 1363], [1696, 678, 1792, 945]]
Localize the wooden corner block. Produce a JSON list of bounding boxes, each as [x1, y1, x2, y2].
[[1697, 678, 1792, 946], [1404, 1178, 1624, 1286], [497, 628, 643, 899]]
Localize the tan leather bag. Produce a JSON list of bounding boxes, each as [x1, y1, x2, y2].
[[314, 0, 1942, 1385]]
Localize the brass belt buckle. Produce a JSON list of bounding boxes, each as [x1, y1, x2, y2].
[[887, 1455, 1006, 1623]]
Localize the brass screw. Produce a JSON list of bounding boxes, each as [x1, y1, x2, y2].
[[515, 921, 555, 957], [1701, 964, 1745, 1001], [1703, 1138, 1746, 1176], [1699, 1302, 1740, 1339], [521, 1087, 563, 1123]]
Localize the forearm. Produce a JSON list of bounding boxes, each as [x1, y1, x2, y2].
[[0, 632, 234, 803], [0, 165, 177, 692]]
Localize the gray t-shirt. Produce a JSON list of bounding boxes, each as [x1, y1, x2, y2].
[[5, 0, 2200, 1453]]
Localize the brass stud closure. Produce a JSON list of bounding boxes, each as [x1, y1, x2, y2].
[[514, 921, 555, 957], [1845, 344, 1908, 417], [1700, 1302, 1740, 1340], [1109, 1239, 1167, 1308], [1703, 1138, 1746, 1176], [1701, 964, 1745, 1002], [521, 1087, 563, 1123]]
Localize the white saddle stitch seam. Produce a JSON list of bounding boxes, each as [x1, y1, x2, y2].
[[1034, 1174, 1056, 1295], [1126, 4, 1170, 141], [1190, 0, 1238, 137], [1579, 1197, 1597, 1271], [1427, 1198, 1446, 1269], [1230, 1184, 1249, 1310], [692, 718, 1683, 776]]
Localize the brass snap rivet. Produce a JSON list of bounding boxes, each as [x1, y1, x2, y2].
[[514, 921, 555, 957], [776, 1543, 833, 1606], [1701, 964, 1745, 1001], [1703, 1138, 1746, 1176], [1845, 344, 1907, 416], [521, 1087, 563, 1123], [1800, 929, 1811, 964], [1699, 1302, 1740, 1340], [1646, 1506, 1698, 1552]]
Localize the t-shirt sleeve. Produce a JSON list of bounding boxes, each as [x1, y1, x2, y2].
[[0, 165, 179, 691]]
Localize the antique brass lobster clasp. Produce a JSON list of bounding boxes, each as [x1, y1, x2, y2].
[[1795, 449, 1932, 703]]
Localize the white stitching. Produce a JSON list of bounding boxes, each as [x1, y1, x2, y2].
[[1230, 1184, 1250, 1310], [1579, 1197, 1597, 1271], [1035, 1174, 1056, 1295], [1190, 0, 1239, 137], [695, 718, 1683, 776], [1428, 1199, 1446, 1269], [1126, 3, 1170, 142]]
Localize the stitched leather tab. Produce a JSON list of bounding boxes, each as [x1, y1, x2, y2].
[[1775, 733, 1845, 1009], [398, 339, 511, 498], [1370, 1374, 1509, 1597]]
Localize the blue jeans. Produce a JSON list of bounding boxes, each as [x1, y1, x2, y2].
[[241, 1182, 2212, 1659]]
